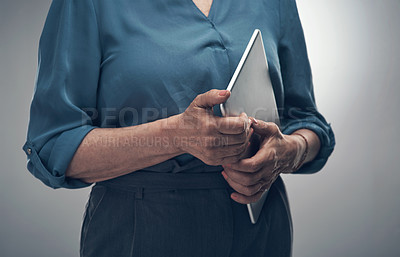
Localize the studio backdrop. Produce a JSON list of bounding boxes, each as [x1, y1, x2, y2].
[[0, 0, 399, 256]]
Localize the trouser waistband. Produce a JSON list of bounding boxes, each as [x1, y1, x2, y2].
[[98, 171, 230, 192]]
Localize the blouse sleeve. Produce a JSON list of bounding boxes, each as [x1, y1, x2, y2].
[[22, 0, 101, 189], [278, 0, 335, 174]]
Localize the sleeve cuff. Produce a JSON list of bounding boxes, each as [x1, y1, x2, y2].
[[282, 120, 335, 174], [23, 125, 97, 189]]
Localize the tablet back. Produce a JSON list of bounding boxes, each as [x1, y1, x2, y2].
[[220, 29, 280, 224], [221, 29, 280, 126]]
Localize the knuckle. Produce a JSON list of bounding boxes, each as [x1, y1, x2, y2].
[[250, 161, 262, 172], [270, 123, 283, 137], [270, 122, 279, 131], [264, 150, 277, 163], [270, 148, 277, 158], [194, 93, 205, 103], [230, 118, 244, 132], [240, 112, 249, 119], [195, 93, 203, 100]]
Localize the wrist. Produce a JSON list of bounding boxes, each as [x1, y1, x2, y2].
[[160, 114, 186, 156], [290, 133, 309, 171]]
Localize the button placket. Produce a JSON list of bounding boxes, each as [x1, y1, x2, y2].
[[209, 21, 227, 51]]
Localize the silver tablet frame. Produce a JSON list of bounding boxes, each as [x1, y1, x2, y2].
[[220, 29, 280, 224]]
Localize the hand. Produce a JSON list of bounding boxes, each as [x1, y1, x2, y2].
[[176, 90, 254, 166], [222, 119, 307, 204]]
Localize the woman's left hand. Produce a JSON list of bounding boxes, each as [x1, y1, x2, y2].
[[222, 118, 307, 204]]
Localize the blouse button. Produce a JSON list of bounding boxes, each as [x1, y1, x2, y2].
[[27, 148, 32, 155]]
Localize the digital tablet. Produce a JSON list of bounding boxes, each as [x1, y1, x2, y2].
[[220, 29, 280, 224]]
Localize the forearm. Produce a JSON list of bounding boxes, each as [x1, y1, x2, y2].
[[66, 114, 184, 183], [66, 89, 251, 183]]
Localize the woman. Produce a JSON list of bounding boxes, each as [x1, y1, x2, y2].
[[23, 0, 335, 256]]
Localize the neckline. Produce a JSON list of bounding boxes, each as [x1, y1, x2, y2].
[[189, 0, 216, 20]]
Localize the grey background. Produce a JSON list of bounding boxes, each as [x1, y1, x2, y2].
[[1, 0, 399, 256]]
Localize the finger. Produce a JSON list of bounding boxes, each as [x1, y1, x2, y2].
[[193, 89, 231, 109], [216, 132, 248, 146], [231, 190, 265, 204], [228, 146, 269, 173], [223, 166, 263, 186], [212, 142, 248, 160], [242, 127, 254, 152], [228, 147, 274, 173], [222, 171, 264, 196], [250, 119, 281, 138], [220, 125, 253, 147], [216, 113, 250, 135], [220, 155, 243, 165]]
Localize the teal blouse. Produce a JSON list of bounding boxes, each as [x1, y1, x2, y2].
[[23, 0, 335, 189]]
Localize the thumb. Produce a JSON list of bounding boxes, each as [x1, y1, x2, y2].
[[250, 118, 280, 138], [192, 89, 231, 109]]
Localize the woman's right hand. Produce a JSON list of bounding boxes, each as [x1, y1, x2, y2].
[[175, 89, 253, 166], [66, 89, 251, 183]]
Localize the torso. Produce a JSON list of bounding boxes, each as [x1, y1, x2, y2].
[[92, 0, 283, 130]]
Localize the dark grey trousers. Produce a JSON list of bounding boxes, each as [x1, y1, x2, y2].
[[80, 172, 292, 257]]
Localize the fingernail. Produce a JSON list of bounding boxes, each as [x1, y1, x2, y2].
[[219, 90, 228, 96], [231, 194, 238, 199], [252, 118, 258, 124]]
